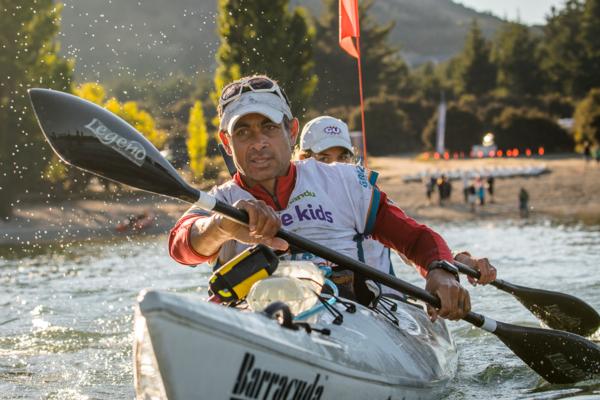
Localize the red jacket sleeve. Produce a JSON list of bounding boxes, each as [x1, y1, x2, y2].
[[168, 214, 217, 266], [372, 191, 453, 278]]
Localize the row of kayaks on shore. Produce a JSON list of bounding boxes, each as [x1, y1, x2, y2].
[[402, 165, 550, 183], [134, 286, 457, 400]]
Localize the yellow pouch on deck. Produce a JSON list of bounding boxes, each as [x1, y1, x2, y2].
[[208, 244, 279, 303]]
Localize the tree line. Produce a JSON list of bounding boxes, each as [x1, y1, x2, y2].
[[216, 0, 600, 155], [1, 0, 600, 218]]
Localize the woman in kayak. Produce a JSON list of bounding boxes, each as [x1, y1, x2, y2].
[[295, 115, 404, 302], [169, 75, 497, 321]]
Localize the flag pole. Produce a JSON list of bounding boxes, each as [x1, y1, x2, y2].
[[356, 35, 368, 167], [339, 0, 367, 166]]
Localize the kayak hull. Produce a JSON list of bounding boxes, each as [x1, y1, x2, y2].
[[134, 290, 457, 400]]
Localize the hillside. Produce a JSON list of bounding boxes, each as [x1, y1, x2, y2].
[[296, 0, 506, 64], [369, 0, 506, 64], [58, 0, 507, 81]]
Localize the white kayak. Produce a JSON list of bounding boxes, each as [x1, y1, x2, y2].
[[134, 289, 458, 400]]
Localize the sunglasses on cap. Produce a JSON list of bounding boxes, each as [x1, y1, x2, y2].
[[219, 76, 291, 113]]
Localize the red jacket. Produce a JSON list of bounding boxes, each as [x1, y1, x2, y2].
[[168, 163, 453, 277]]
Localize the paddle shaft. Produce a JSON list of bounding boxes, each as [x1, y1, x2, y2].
[[454, 261, 512, 291], [213, 200, 489, 329]]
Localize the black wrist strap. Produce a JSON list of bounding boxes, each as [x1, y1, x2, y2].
[[427, 260, 460, 282]]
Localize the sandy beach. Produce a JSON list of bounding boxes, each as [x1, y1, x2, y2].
[[0, 194, 189, 247], [1, 155, 599, 246], [370, 155, 600, 224]]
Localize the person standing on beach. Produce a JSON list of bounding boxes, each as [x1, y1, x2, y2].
[[475, 176, 485, 206], [437, 175, 451, 205], [467, 182, 477, 213], [487, 176, 495, 203], [426, 176, 435, 205], [584, 141, 592, 163], [519, 188, 530, 218], [462, 173, 469, 204], [595, 146, 600, 165]]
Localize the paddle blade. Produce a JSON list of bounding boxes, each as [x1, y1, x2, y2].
[[495, 321, 600, 384], [501, 281, 600, 337], [28, 88, 200, 203]]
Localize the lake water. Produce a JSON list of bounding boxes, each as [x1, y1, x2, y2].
[[1, 220, 599, 399]]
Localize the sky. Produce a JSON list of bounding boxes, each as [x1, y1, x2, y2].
[[457, 0, 566, 25]]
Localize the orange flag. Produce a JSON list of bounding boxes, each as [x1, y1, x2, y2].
[[339, 0, 360, 58]]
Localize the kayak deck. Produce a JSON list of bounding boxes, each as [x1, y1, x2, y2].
[[134, 290, 457, 400]]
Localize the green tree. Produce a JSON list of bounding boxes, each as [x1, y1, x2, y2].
[[187, 101, 209, 180], [540, 1, 586, 96], [0, 0, 73, 218], [493, 108, 573, 152], [214, 0, 317, 116], [456, 20, 497, 96], [422, 104, 484, 152], [574, 88, 600, 147], [311, 0, 410, 110], [75, 82, 168, 149], [410, 62, 444, 103], [492, 22, 545, 96], [580, 0, 600, 91], [347, 95, 413, 155]]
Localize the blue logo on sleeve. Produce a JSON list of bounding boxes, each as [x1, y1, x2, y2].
[[356, 166, 369, 188]]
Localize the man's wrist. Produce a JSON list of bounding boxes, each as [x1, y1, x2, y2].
[[189, 215, 232, 257], [427, 260, 460, 281], [210, 214, 233, 241]]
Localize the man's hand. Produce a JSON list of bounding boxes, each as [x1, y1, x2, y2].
[[454, 252, 497, 285], [215, 199, 288, 251], [425, 269, 471, 322]]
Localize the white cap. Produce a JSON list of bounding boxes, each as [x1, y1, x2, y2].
[[219, 91, 293, 133], [300, 116, 354, 154]]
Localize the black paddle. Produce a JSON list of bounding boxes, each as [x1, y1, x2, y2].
[[218, 134, 600, 338], [28, 88, 600, 384], [455, 261, 600, 337]]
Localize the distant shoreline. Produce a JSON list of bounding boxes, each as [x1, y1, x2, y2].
[[0, 194, 188, 247], [1, 155, 599, 247], [370, 155, 600, 226]]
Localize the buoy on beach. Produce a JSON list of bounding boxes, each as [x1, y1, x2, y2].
[[538, 147, 545, 156]]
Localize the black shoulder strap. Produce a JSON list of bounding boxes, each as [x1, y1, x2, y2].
[[218, 143, 237, 176]]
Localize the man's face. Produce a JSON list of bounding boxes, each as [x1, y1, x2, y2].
[[220, 113, 298, 184]]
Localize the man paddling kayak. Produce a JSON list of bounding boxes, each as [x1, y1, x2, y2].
[[169, 75, 496, 321]]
